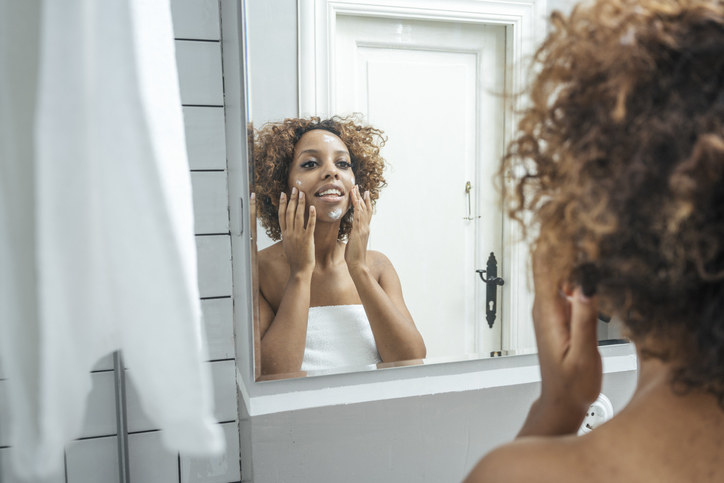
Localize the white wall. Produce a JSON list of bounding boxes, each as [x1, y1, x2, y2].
[[247, 0, 298, 125]]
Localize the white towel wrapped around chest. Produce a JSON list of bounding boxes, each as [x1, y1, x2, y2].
[[301, 305, 382, 372]]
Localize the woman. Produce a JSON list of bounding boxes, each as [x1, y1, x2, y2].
[[467, 0, 723, 480], [252, 116, 426, 376]]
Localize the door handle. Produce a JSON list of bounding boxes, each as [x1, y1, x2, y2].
[[476, 252, 504, 328], [463, 181, 481, 221]]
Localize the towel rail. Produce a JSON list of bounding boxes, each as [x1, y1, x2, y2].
[[113, 351, 130, 483]]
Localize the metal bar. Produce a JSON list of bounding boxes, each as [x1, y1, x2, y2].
[[113, 351, 130, 483]]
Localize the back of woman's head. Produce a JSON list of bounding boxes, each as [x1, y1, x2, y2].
[[503, 0, 724, 404]]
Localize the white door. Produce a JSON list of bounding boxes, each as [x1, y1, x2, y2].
[[333, 15, 507, 358]]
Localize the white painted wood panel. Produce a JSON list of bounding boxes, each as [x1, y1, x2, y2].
[[125, 360, 237, 433], [78, 371, 117, 438], [191, 171, 229, 235], [183, 106, 227, 170], [180, 422, 241, 483], [175, 40, 224, 106], [196, 235, 233, 298], [0, 380, 9, 447], [0, 447, 65, 483], [334, 15, 507, 358], [65, 436, 119, 483], [201, 297, 235, 361], [129, 430, 180, 483], [171, 0, 220, 40], [91, 353, 114, 371]]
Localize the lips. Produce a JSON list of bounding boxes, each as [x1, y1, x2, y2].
[[314, 185, 345, 200]]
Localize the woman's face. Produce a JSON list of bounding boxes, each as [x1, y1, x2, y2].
[[287, 129, 356, 222]]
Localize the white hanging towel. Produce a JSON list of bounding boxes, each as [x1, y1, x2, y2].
[[0, 0, 224, 478]]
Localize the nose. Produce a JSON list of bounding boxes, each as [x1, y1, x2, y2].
[[322, 160, 340, 179]]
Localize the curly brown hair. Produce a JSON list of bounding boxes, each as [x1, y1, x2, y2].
[[252, 116, 387, 241], [503, 0, 724, 405]]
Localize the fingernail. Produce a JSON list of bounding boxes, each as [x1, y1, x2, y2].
[[292, 187, 297, 196], [280, 192, 285, 200], [250, 192, 255, 201], [299, 191, 304, 200]]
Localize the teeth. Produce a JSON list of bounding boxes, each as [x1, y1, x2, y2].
[[317, 189, 342, 196]]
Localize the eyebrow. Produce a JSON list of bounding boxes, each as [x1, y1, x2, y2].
[[296, 149, 350, 157]]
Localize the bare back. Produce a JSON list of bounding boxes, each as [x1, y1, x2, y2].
[[468, 378, 724, 482]]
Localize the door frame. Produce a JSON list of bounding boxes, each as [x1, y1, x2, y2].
[[297, 0, 547, 354]]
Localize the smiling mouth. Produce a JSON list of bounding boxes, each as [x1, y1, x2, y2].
[[315, 188, 344, 198]]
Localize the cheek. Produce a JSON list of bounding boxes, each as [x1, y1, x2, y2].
[[288, 177, 307, 195]]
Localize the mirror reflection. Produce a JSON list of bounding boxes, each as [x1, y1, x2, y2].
[[252, 117, 426, 376], [247, 0, 625, 380]]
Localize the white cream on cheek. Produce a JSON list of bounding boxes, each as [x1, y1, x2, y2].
[[328, 208, 343, 220]]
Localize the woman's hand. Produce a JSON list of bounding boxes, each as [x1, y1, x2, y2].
[[279, 187, 316, 276], [518, 252, 602, 437], [345, 186, 372, 273]]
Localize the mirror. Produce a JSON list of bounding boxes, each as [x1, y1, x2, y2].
[[246, 0, 626, 380]]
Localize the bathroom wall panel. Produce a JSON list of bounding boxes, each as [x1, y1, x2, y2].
[[196, 235, 233, 298], [176, 40, 224, 106], [0, 447, 66, 483], [2, 1, 237, 481], [125, 360, 237, 433], [65, 436, 119, 483], [0, 380, 9, 447], [201, 297, 235, 361], [184, 106, 227, 171], [192, 171, 230, 235], [179, 422, 241, 483], [171, 0, 221, 40], [91, 354, 114, 371], [128, 430, 180, 483], [78, 371, 117, 438]]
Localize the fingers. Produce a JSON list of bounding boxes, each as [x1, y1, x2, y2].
[[531, 250, 569, 359], [567, 288, 599, 361], [350, 186, 371, 218], [278, 192, 287, 232], [306, 205, 316, 236], [295, 189, 306, 230], [286, 187, 299, 231], [279, 187, 315, 236]]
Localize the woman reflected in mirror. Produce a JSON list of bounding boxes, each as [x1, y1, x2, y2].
[[467, 0, 724, 480], [252, 116, 426, 376]]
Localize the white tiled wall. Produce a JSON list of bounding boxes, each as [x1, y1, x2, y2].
[[0, 0, 240, 481]]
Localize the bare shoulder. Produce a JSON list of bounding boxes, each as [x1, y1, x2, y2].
[[257, 242, 288, 278], [366, 249, 394, 269], [257, 241, 285, 265], [256, 242, 288, 310], [465, 435, 591, 483]]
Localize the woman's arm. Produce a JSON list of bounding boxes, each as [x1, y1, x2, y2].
[[259, 188, 317, 375], [517, 253, 602, 437], [464, 252, 602, 481], [345, 186, 426, 362]]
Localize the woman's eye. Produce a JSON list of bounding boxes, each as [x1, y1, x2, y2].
[[300, 160, 318, 168], [336, 160, 352, 169]]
